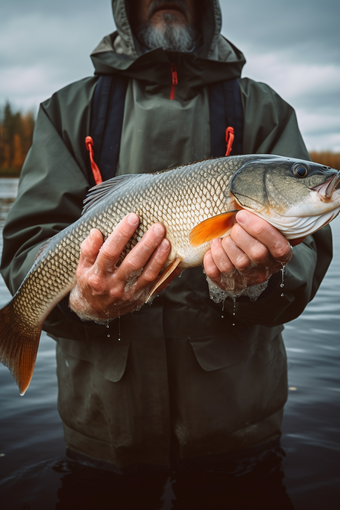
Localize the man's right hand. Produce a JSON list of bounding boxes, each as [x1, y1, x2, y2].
[[69, 213, 178, 322]]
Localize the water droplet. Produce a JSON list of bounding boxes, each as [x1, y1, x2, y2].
[[221, 299, 225, 319], [118, 316, 121, 342], [232, 298, 236, 326], [280, 263, 286, 297]]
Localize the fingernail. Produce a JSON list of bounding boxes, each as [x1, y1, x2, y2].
[[127, 213, 139, 226], [153, 224, 165, 236], [90, 228, 102, 240], [160, 239, 170, 251], [237, 211, 248, 225]]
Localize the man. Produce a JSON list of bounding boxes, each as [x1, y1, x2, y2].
[[0, 0, 332, 473]]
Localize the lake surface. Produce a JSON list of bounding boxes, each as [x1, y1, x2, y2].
[[0, 178, 339, 510]]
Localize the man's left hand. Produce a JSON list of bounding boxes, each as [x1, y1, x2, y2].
[[203, 210, 294, 294]]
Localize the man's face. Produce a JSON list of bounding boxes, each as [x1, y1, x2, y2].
[[130, 0, 199, 52], [134, 0, 196, 30]]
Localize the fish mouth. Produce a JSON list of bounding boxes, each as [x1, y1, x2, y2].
[[312, 172, 340, 201]]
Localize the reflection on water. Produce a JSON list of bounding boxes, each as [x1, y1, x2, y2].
[[1, 447, 294, 510], [0, 178, 339, 509]]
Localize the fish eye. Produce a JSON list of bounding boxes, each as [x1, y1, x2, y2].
[[293, 164, 308, 178]]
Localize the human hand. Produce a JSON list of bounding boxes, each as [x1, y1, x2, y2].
[[203, 210, 294, 296], [69, 213, 179, 322]]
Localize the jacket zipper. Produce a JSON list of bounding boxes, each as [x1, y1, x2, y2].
[[170, 63, 178, 100]]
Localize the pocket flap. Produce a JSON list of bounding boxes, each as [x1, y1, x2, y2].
[[96, 340, 130, 382], [55, 335, 130, 383], [189, 335, 250, 371]]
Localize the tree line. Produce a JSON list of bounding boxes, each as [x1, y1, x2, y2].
[[0, 102, 339, 177], [0, 102, 35, 176]]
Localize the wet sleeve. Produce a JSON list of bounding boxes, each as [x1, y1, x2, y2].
[[0, 78, 107, 341]]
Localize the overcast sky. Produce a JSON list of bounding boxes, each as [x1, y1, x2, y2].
[[0, 0, 339, 151]]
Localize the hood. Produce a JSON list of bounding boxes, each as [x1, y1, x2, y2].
[[90, 0, 246, 87]]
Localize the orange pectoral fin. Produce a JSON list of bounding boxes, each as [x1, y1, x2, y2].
[[189, 211, 239, 247], [146, 257, 183, 303]]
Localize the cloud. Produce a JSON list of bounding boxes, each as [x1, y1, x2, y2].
[[220, 0, 340, 151], [240, 54, 340, 151], [220, 0, 340, 64], [0, 1, 115, 110], [0, 0, 339, 150]]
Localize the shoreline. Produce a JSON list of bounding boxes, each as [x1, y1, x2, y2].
[[0, 172, 20, 178]]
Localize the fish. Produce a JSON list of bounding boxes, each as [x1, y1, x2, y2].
[[0, 154, 340, 395]]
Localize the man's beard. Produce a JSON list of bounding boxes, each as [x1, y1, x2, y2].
[[137, 1, 197, 52], [138, 21, 197, 51]]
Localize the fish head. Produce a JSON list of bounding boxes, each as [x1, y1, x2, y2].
[[229, 156, 340, 238]]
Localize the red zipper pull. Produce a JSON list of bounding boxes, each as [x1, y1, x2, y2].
[[170, 63, 178, 100]]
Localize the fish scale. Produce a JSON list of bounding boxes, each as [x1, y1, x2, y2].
[[1, 154, 340, 395]]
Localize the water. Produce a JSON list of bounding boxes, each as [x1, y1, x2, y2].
[[0, 178, 339, 509]]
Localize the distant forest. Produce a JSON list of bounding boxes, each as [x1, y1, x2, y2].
[[0, 102, 35, 176], [0, 102, 339, 177]]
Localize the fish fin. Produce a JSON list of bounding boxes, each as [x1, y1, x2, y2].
[[0, 301, 41, 395], [189, 211, 239, 247], [146, 257, 183, 303], [82, 174, 144, 215]]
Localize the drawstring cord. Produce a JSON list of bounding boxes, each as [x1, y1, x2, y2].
[[85, 136, 103, 185], [225, 127, 235, 156]]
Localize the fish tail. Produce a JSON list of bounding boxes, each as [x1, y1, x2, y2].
[[0, 301, 41, 395]]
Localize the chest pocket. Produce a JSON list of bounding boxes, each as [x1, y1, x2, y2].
[[188, 324, 284, 371]]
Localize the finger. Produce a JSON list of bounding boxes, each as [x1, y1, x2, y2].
[[140, 238, 171, 284], [78, 229, 104, 269], [220, 235, 251, 272], [117, 223, 166, 279], [203, 249, 221, 280], [95, 214, 139, 274], [228, 224, 270, 266], [236, 211, 292, 263], [210, 237, 235, 274]]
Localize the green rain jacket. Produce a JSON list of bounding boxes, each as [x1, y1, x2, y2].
[[0, 0, 332, 472]]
